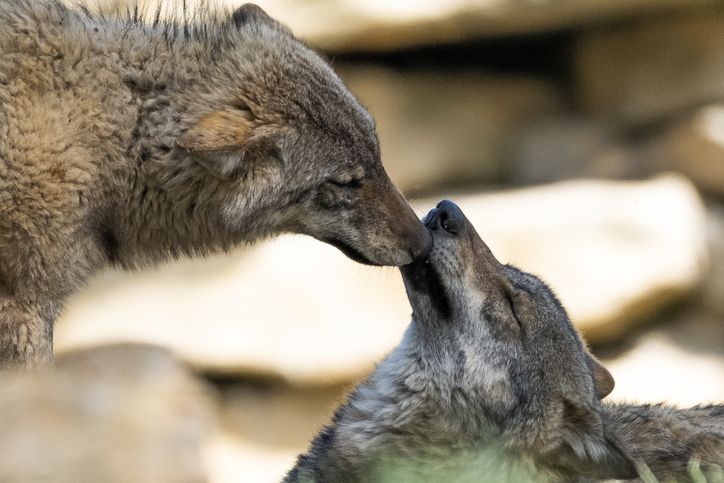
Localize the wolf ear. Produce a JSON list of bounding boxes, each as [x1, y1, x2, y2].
[[178, 109, 255, 153], [587, 354, 615, 399], [553, 399, 638, 480], [177, 109, 282, 178], [231, 4, 291, 35]]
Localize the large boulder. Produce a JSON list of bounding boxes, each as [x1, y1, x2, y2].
[[338, 66, 560, 194], [651, 105, 724, 196], [429, 175, 708, 342], [514, 105, 724, 193], [700, 203, 724, 317], [207, 384, 347, 483], [575, 10, 724, 125], [510, 115, 627, 185], [0, 344, 216, 483], [54, 175, 708, 382], [602, 308, 724, 406]]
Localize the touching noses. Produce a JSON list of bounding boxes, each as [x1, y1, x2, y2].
[[408, 231, 433, 261], [425, 200, 466, 235]]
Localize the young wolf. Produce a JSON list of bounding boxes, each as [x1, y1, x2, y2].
[[287, 201, 724, 482], [0, 2, 431, 368]]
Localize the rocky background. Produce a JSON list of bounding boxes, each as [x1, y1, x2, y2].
[[4, 1, 724, 482]]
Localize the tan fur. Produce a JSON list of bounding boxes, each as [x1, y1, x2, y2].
[[0, 1, 431, 368], [177, 109, 256, 152]]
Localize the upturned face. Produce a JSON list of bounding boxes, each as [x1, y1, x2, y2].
[[175, 5, 431, 266], [400, 201, 636, 480]]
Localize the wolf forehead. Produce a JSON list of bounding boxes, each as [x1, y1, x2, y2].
[[501, 265, 588, 348], [426, 239, 598, 385], [230, 17, 377, 145], [135, 3, 381, 163]]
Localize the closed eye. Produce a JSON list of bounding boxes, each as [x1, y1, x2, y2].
[[327, 178, 362, 189], [505, 291, 525, 337]]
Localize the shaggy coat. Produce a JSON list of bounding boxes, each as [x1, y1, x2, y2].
[[286, 201, 724, 482], [0, 1, 431, 367]]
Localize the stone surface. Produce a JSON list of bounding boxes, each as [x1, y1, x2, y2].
[[338, 66, 560, 194], [511, 115, 626, 185], [601, 308, 724, 407], [0, 344, 216, 483], [514, 105, 724, 192], [206, 384, 349, 483], [575, 10, 724, 124], [55, 236, 415, 385], [655, 105, 724, 196], [430, 175, 708, 342], [54, 175, 708, 381], [699, 203, 724, 317]]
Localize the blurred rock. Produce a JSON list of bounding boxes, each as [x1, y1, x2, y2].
[[511, 116, 629, 185], [56, 237, 415, 385], [602, 309, 724, 407], [654, 105, 724, 195], [0, 344, 215, 483], [517, 105, 724, 191], [339, 66, 560, 194], [576, 10, 724, 124], [437, 174, 708, 341], [207, 384, 348, 483], [55, 175, 707, 381], [700, 203, 724, 317]]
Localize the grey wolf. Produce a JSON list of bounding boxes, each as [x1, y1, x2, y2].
[[286, 201, 723, 482], [0, 1, 431, 368]]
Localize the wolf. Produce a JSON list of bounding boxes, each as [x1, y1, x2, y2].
[[286, 201, 724, 482], [0, 1, 432, 368]]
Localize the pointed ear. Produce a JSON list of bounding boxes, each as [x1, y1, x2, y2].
[[177, 109, 255, 154], [554, 399, 638, 480], [231, 4, 291, 35], [177, 109, 283, 178], [587, 354, 615, 399]]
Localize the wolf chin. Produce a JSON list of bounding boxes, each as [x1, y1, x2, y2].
[[286, 201, 724, 482], [0, 1, 432, 368]]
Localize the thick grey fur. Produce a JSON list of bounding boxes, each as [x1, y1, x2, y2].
[[0, 1, 431, 368], [286, 201, 724, 482]]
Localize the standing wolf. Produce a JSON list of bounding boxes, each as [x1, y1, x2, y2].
[[287, 201, 724, 482], [0, 1, 432, 368]]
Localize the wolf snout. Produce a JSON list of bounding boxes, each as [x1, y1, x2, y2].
[[425, 200, 465, 235]]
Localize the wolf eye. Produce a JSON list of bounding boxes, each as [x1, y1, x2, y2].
[[505, 292, 524, 336]]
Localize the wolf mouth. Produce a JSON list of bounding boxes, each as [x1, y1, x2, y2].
[[401, 251, 452, 320], [324, 237, 382, 266]]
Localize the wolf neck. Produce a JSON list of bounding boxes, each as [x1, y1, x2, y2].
[[336, 322, 499, 454], [319, 325, 558, 481], [115, 135, 289, 267], [328, 324, 539, 480], [106, 38, 287, 268]]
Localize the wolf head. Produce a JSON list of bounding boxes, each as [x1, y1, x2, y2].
[[174, 4, 431, 266], [399, 201, 638, 480]]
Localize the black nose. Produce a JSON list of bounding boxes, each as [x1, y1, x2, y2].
[[425, 200, 465, 234]]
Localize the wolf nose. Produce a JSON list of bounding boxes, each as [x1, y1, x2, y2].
[[426, 200, 465, 234]]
